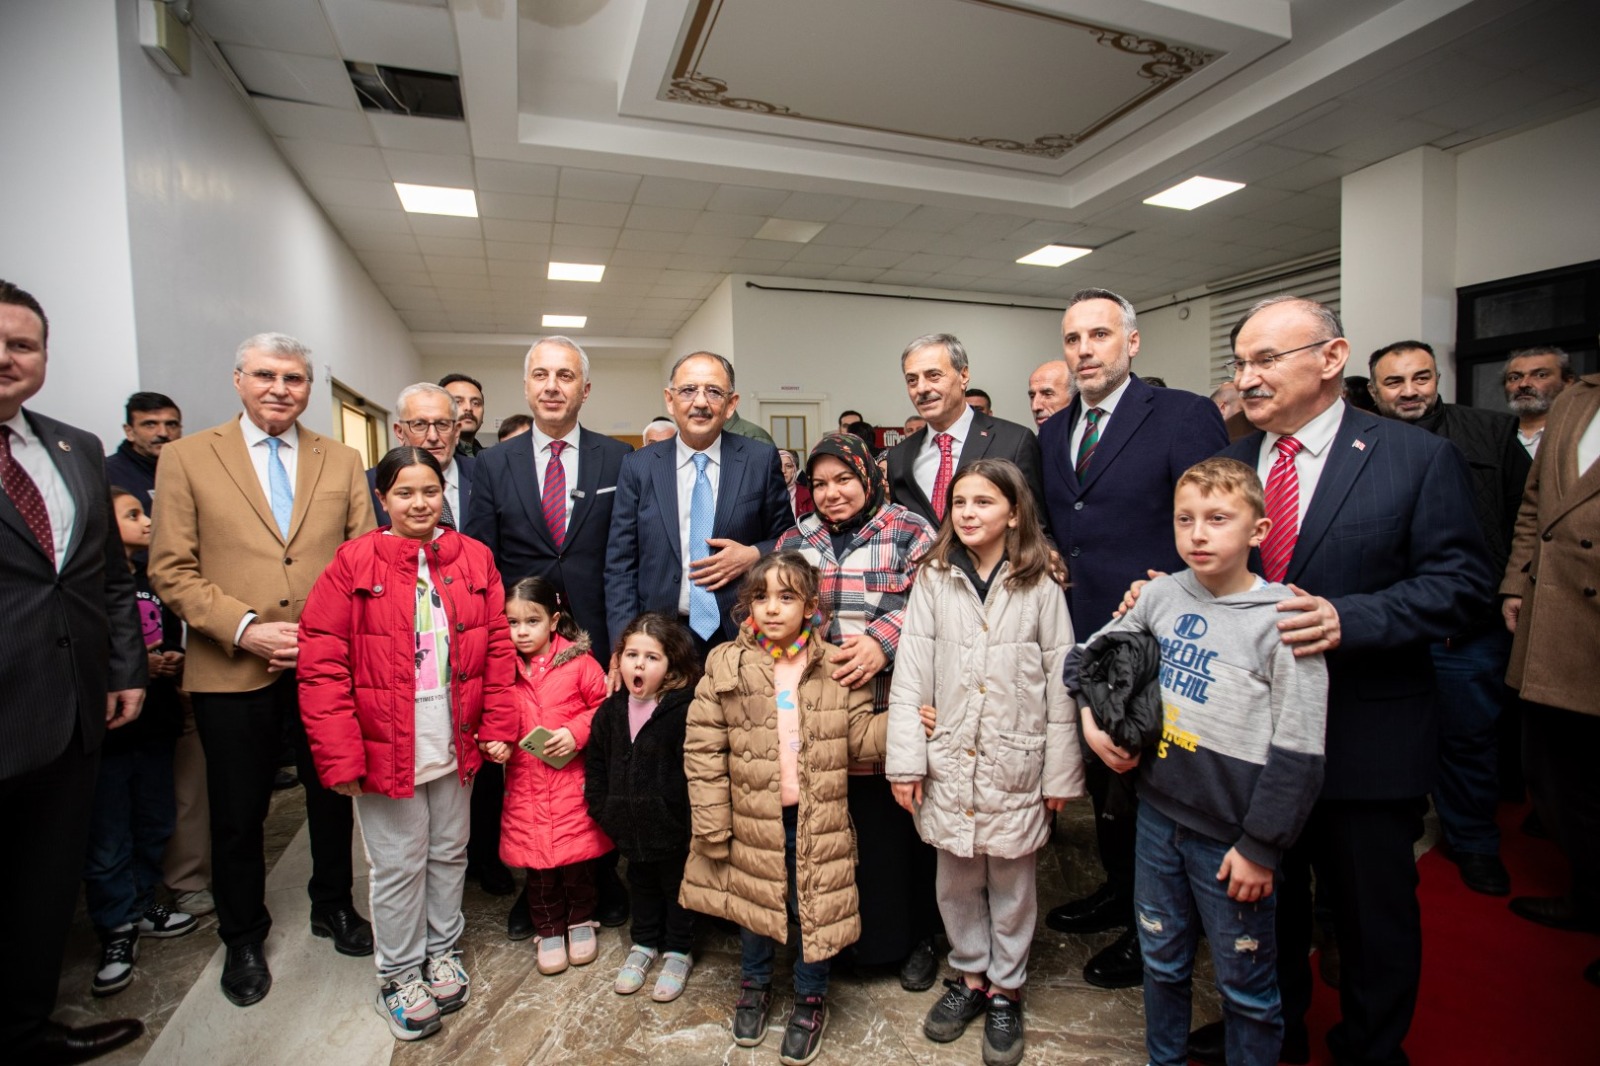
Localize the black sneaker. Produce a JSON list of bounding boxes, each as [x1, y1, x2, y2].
[[731, 981, 772, 1047], [138, 902, 198, 939], [899, 937, 938, 991], [778, 994, 828, 1066], [982, 992, 1025, 1066], [923, 977, 988, 1042], [92, 926, 139, 998]]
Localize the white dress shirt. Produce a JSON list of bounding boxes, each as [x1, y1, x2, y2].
[[3, 411, 76, 569], [239, 415, 299, 503], [1069, 375, 1134, 462], [439, 456, 461, 526], [531, 424, 581, 526], [1256, 399, 1347, 529], [1517, 426, 1543, 459], [1577, 407, 1600, 476], [913, 403, 975, 503], [676, 434, 722, 615]]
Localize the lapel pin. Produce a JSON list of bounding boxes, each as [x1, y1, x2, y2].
[[1352, 439, 1366, 451], [314, 447, 322, 454], [57, 440, 71, 452]]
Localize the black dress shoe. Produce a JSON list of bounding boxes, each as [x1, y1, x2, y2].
[[507, 886, 533, 941], [310, 906, 375, 956], [221, 942, 272, 1007], [597, 897, 630, 928], [470, 861, 516, 897], [1045, 883, 1130, 935], [1509, 895, 1600, 933], [899, 937, 938, 992], [1187, 1020, 1225, 1065], [21, 1019, 144, 1066], [1452, 851, 1511, 896], [1082, 926, 1143, 989], [271, 768, 298, 791]]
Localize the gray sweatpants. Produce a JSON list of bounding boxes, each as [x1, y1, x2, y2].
[[935, 849, 1038, 991], [354, 773, 472, 982]]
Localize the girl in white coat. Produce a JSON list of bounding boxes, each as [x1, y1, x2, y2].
[[887, 458, 1085, 1066]]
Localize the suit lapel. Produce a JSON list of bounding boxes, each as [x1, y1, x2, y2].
[[958, 413, 998, 466], [1050, 398, 1085, 501], [1287, 408, 1375, 583], [564, 428, 602, 543], [213, 419, 281, 542], [892, 428, 935, 518], [38, 419, 92, 566], [651, 444, 682, 556], [713, 433, 746, 536], [287, 425, 328, 545], [1077, 379, 1152, 494], [506, 434, 556, 551], [1549, 381, 1600, 524]]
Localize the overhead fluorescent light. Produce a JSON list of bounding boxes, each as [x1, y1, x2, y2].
[[547, 262, 606, 283], [1143, 176, 1245, 210], [1017, 244, 1093, 267], [542, 314, 587, 328], [394, 182, 478, 217], [754, 218, 827, 243]]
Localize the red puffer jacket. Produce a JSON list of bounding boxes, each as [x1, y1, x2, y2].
[[493, 632, 613, 871], [298, 528, 517, 798]]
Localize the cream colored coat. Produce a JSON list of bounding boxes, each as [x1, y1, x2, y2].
[[679, 630, 885, 962], [886, 561, 1084, 859], [148, 417, 375, 693]]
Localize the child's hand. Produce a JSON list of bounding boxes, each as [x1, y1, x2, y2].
[[891, 781, 923, 812], [543, 727, 577, 759], [480, 741, 512, 764], [917, 704, 938, 737], [1044, 796, 1069, 812], [1216, 847, 1274, 902], [1080, 706, 1139, 773]]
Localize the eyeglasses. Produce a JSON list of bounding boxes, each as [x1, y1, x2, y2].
[[401, 419, 458, 435], [1227, 338, 1333, 377], [241, 369, 310, 388], [670, 384, 730, 404]]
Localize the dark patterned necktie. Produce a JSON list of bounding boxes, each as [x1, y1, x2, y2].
[[0, 426, 55, 564], [1075, 408, 1104, 478], [541, 440, 567, 547]]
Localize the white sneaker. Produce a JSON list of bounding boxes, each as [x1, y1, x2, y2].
[[425, 950, 470, 1014], [92, 926, 139, 998], [375, 968, 441, 1041], [138, 902, 198, 938]]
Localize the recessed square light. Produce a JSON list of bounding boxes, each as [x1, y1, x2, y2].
[[548, 262, 606, 283], [394, 182, 478, 217], [754, 218, 827, 243], [1017, 244, 1093, 267], [1143, 176, 1245, 210], [542, 314, 587, 328]]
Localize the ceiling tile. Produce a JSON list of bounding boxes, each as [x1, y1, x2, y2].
[[382, 149, 475, 186], [633, 177, 718, 209], [835, 200, 920, 227], [867, 229, 937, 253], [551, 224, 621, 248], [344, 230, 420, 254], [481, 219, 553, 243], [414, 236, 485, 257], [790, 244, 855, 265], [221, 45, 360, 109], [303, 175, 401, 209], [555, 199, 631, 227], [617, 229, 689, 252], [624, 205, 700, 233], [325, 204, 412, 233], [895, 253, 961, 273], [478, 192, 555, 222], [484, 240, 550, 262], [557, 169, 643, 203], [898, 206, 978, 233], [773, 192, 856, 222], [367, 113, 470, 154], [690, 213, 766, 239], [474, 160, 560, 195], [360, 252, 426, 274], [872, 270, 937, 287], [425, 255, 488, 276], [608, 250, 680, 269], [845, 248, 909, 270], [738, 239, 804, 261], [827, 266, 885, 283], [408, 214, 484, 238], [950, 213, 1030, 240], [254, 98, 374, 144], [680, 235, 747, 256], [193, 0, 339, 56], [279, 138, 394, 181], [810, 223, 887, 248], [705, 185, 790, 215], [323, 0, 460, 72]]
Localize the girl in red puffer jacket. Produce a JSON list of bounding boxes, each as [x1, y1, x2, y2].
[[479, 576, 610, 977]]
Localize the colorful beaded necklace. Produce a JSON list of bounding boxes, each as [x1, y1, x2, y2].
[[749, 611, 824, 660]]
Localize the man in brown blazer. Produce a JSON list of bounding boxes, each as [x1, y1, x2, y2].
[[149, 333, 376, 1006], [1500, 370, 1600, 985]]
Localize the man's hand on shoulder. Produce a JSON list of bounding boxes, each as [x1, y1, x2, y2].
[[1276, 584, 1341, 657]]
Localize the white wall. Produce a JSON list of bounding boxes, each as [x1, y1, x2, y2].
[[117, 3, 420, 437], [417, 354, 665, 441], [670, 275, 737, 380], [0, 0, 141, 436], [1131, 298, 1212, 394]]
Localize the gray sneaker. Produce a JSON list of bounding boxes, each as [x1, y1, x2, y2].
[[424, 950, 470, 1014], [375, 968, 441, 1041]]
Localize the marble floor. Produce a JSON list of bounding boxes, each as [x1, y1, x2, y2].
[[55, 793, 1220, 1065]]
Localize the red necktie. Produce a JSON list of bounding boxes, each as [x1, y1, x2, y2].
[[1261, 435, 1303, 582], [541, 440, 568, 548], [0, 426, 55, 565], [931, 432, 955, 521]]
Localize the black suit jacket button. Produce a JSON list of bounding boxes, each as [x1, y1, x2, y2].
[[1541, 532, 1553, 541], [284, 557, 293, 565], [279, 599, 290, 607], [1070, 546, 1081, 557], [1582, 540, 1593, 549], [1585, 588, 1597, 598]]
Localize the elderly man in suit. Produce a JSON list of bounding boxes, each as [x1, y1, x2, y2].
[[1178, 297, 1492, 1065], [605, 351, 792, 653], [1040, 288, 1229, 989], [149, 333, 376, 1007], [1500, 367, 1600, 986], [368, 382, 474, 528], [886, 333, 1044, 525], [0, 281, 147, 1063], [465, 335, 632, 929]]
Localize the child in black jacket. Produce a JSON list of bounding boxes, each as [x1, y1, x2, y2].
[[584, 612, 701, 1002]]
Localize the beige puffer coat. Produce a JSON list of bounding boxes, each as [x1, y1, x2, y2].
[[886, 561, 1085, 859], [679, 628, 885, 962]]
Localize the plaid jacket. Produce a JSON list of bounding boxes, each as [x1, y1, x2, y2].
[[778, 503, 936, 713]]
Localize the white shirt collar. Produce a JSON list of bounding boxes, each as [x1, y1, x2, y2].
[[532, 423, 581, 457], [929, 403, 975, 446], [239, 413, 299, 450], [676, 432, 723, 469], [2, 410, 38, 446], [1266, 398, 1345, 458], [1084, 374, 1133, 416]]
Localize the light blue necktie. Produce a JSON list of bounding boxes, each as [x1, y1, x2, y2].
[[688, 452, 718, 640], [266, 436, 293, 539]]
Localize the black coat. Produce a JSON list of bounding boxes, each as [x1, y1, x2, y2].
[[1066, 629, 1164, 753], [583, 687, 694, 863]]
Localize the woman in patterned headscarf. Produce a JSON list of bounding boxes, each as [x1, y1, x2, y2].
[[776, 431, 944, 988]]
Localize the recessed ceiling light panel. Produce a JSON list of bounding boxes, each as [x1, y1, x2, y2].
[[548, 262, 606, 282], [542, 314, 587, 328], [754, 218, 827, 243], [1016, 244, 1093, 267], [1143, 176, 1245, 210], [394, 182, 478, 217]]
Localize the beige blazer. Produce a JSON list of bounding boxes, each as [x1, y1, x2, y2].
[[1501, 374, 1600, 716], [148, 417, 375, 694]]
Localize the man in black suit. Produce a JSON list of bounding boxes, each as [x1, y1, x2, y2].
[[464, 337, 632, 924], [367, 382, 475, 528], [1185, 297, 1493, 1065], [0, 280, 147, 1064], [1040, 289, 1229, 989], [886, 332, 1044, 525]]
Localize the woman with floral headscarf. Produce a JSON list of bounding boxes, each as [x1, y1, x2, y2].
[[776, 432, 945, 989]]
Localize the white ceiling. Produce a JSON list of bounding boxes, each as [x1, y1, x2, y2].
[[192, 0, 1600, 361]]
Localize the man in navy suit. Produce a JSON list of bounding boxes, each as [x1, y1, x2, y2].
[[605, 351, 792, 652], [367, 383, 473, 528], [1184, 296, 1493, 1065], [1040, 289, 1229, 989]]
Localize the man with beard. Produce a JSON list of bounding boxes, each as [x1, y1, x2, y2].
[[1367, 341, 1529, 896], [440, 373, 487, 458], [1502, 346, 1577, 458], [105, 393, 182, 513]]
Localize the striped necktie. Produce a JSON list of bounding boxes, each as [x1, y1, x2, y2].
[[1075, 407, 1104, 478], [541, 440, 567, 547], [1261, 435, 1304, 582]]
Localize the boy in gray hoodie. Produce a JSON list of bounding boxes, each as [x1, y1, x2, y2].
[[1071, 458, 1328, 1066]]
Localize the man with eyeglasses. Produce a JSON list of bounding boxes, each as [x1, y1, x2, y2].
[[605, 351, 792, 656], [149, 333, 376, 1008], [368, 383, 474, 528], [1502, 346, 1577, 458], [1177, 297, 1492, 1066]]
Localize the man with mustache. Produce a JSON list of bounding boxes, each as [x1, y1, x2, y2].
[[105, 392, 182, 515], [885, 332, 1043, 527], [1502, 346, 1577, 458], [1038, 288, 1228, 990]]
